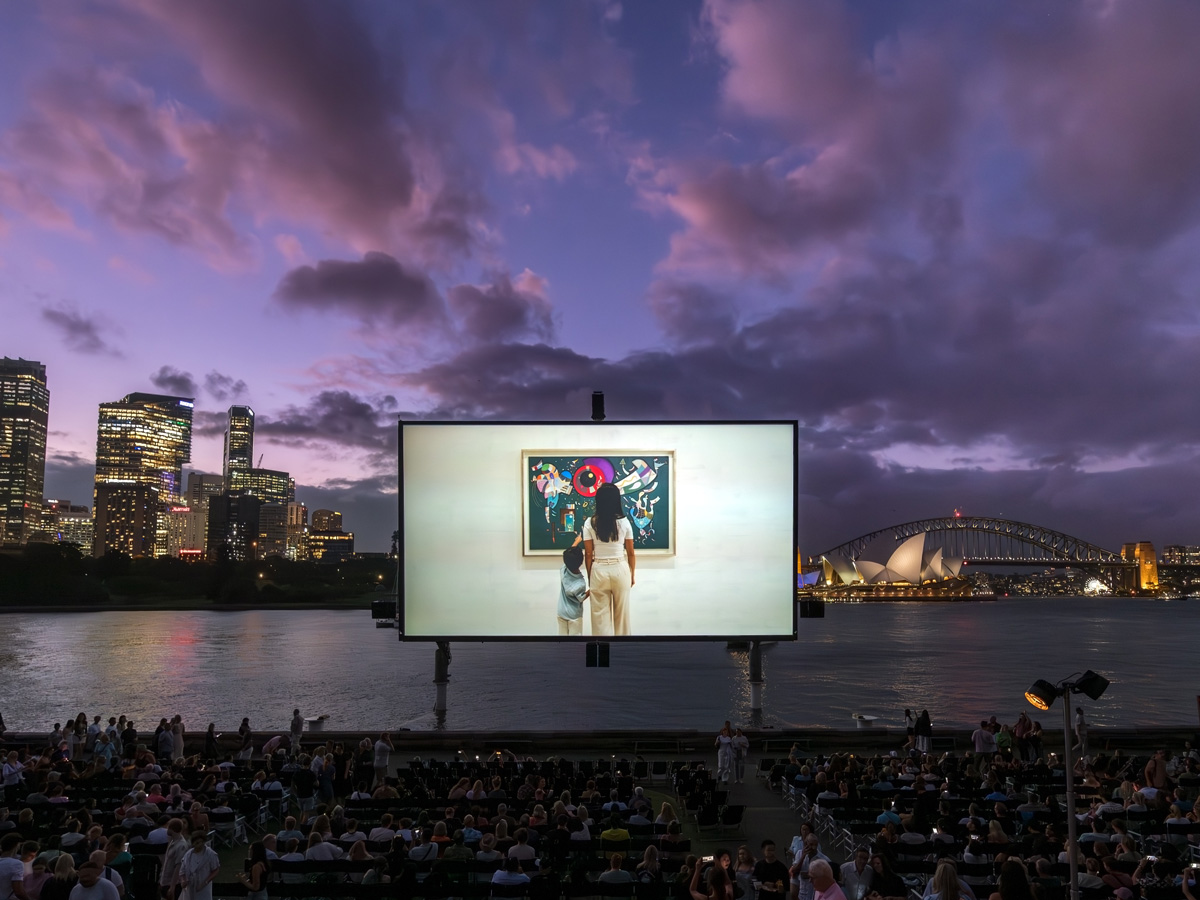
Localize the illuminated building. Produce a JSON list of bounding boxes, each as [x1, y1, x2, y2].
[[1120, 541, 1160, 591], [258, 504, 288, 558], [164, 505, 208, 558], [1162, 545, 1200, 565], [0, 357, 49, 544], [311, 509, 342, 532], [223, 405, 254, 493], [206, 491, 261, 561], [186, 473, 224, 513], [43, 499, 92, 548], [243, 467, 293, 507], [308, 529, 354, 561], [92, 393, 193, 557], [287, 502, 308, 560]]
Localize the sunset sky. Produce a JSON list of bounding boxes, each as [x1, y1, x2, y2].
[[4, 0, 1200, 553]]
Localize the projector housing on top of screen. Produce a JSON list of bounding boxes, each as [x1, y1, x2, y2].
[[398, 420, 798, 642]]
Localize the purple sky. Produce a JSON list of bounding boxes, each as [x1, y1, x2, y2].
[[4, 0, 1200, 554]]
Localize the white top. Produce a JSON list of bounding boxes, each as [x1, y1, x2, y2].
[[583, 517, 632, 559]]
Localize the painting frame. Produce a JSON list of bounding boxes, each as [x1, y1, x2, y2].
[[522, 449, 676, 557]]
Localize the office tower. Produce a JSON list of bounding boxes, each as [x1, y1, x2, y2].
[[92, 392, 193, 557], [311, 509, 342, 532], [243, 467, 292, 507], [0, 357, 49, 544], [44, 499, 92, 548], [223, 405, 254, 493], [1162, 545, 1200, 565], [258, 503, 288, 557], [206, 491, 261, 561], [287, 501, 308, 560], [185, 472, 224, 513], [308, 529, 354, 561]]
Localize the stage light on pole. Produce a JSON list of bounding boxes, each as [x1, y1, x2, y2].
[[1024, 670, 1110, 900], [1024, 679, 1060, 711]]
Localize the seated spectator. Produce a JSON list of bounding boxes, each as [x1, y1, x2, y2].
[[599, 853, 634, 884]]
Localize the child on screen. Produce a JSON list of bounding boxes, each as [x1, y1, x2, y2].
[[558, 546, 589, 635]]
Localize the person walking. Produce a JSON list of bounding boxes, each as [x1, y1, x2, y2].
[[583, 482, 636, 636]]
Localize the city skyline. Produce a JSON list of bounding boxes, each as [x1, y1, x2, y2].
[[4, 1, 1200, 554]]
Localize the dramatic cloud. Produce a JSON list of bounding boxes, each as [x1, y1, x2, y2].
[[257, 390, 396, 454], [148, 365, 197, 397], [446, 270, 553, 342], [203, 371, 248, 403], [274, 252, 446, 329], [995, 2, 1200, 247], [0, 2, 482, 267], [40, 304, 120, 356]]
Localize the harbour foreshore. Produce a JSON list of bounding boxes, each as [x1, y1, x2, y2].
[[4, 725, 1197, 757]]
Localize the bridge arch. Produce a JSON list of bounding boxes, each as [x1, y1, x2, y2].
[[811, 516, 1122, 567]]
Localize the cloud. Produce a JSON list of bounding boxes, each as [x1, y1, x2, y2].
[[994, 2, 1200, 247], [0, 2, 480, 268], [647, 281, 738, 345], [40, 304, 121, 356], [257, 390, 396, 454], [446, 271, 554, 342], [203, 370, 248, 402], [274, 252, 446, 329], [148, 365, 197, 397], [651, 0, 961, 278]]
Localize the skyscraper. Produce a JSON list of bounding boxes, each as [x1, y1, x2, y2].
[[0, 357, 49, 544], [93, 392, 194, 557], [223, 405, 254, 493]]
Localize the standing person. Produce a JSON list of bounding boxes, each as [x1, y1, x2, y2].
[[809, 860, 847, 900], [160, 821, 187, 900], [236, 719, 252, 762], [903, 710, 915, 751], [203, 726, 218, 761], [557, 546, 590, 635], [915, 710, 933, 756], [1073, 708, 1088, 759], [732, 728, 751, 784], [289, 711, 304, 754], [0, 834, 28, 900], [372, 733, 393, 788], [171, 717, 185, 762], [178, 834, 219, 900], [715, 725, 734, 785], [583, 482, 636, 636], [235, 844, 268, 900]]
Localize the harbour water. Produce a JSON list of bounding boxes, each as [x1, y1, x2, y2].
[[1, 596, 1196, 734]]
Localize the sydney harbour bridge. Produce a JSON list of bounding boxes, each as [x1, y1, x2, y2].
[[806, 516, 1153, 592], [811, 516, 1124, 568]]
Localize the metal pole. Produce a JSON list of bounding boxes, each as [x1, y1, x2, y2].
[[1063, 684, 1079, 900]]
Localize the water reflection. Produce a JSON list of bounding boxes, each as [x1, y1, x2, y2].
[[0, 597, 1196, 731]]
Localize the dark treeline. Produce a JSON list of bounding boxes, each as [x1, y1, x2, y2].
[[0, 542, 395, 605]]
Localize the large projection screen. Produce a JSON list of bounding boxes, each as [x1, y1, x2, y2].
[[399, 421, 797, 641]]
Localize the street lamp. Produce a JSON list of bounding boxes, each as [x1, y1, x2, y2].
[[1024, 670, 1110, 900]]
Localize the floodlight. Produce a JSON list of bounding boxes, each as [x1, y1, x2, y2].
[[1025, 679, 1060, 711], [1074, 670, 1110, 701]]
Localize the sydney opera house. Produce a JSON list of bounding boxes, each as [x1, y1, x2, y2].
[[817, 533, 980, 599]]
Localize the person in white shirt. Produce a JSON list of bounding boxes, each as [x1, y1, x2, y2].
[[0, 834, 28, 900], [303, 834, 343, 861], [583, 482, 636, 636], [68, 862, 119, 900]]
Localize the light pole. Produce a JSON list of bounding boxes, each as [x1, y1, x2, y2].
[[1024, 670, 1110, 900]]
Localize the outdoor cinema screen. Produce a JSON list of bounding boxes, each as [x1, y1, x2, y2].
[[398, 421, 797, 640]]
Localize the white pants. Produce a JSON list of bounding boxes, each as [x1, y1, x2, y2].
[[590, 558, 631, 636], [557, 616, 582, 635]]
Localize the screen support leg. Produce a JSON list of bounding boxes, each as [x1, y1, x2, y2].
[[434, 641, 452, 716], [749, 640, 764, 727]]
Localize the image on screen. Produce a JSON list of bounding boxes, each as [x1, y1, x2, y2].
[[525, 451, 673, 555], [399, 421, 797, 641]]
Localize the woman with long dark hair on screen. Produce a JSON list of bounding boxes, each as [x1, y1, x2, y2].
[[584, 481, 636, 636]]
